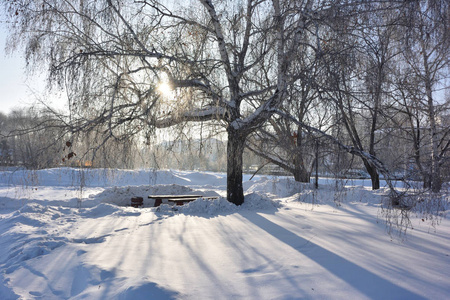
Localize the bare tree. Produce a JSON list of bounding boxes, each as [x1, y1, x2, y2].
[[357, 6, 400, 189], [396, 0, 450, 192], [246, 82, 321, 183], [3, 0, 315, 205], [317, 2, 403, 190], [246, 1, 400, 185], [246, 7, 322, 183]]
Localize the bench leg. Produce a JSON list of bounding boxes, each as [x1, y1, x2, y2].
[[154, 199, 162, 207], [131, 197, 143, 208]]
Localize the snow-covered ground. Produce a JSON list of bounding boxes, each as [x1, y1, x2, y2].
[[0, 168, 449, 299]]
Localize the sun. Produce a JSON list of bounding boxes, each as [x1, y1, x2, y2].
[[157, 82, 173, 97]]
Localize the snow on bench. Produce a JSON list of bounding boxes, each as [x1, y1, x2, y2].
[[147, 195, 218, 207]]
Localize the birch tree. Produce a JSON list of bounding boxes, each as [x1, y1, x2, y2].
[[3, 0, 310, 205], [398, 0, 449, 192]]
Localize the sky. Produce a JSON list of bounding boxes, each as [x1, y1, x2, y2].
[[0, 22, 33, 114], [0, 16, 60, 115]]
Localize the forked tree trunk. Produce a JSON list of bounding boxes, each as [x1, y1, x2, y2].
[[227, 128, 246, 205]]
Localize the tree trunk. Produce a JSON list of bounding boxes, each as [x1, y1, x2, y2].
[[425, 79, 442, 193], [293, 149, 309, 182], [314, 140, 319, 189], [430, 169, 442, 192], [227, 128, 246, 205], [423, 174, 431, 189], [293, 161, 310, 182], [421, 33, 442, 193], [292, 126, 310, 183], [363, 160, 380, 190]]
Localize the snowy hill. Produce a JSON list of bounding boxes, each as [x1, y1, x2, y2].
[[0, 168, 449, 299]]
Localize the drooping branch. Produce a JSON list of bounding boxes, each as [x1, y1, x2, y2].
[[154, 106, 227, 128]]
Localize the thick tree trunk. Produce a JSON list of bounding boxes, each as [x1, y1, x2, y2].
[[293, 160, 310, 183], [292, 145, 309, 182], [292, 126, 310, 183], [363, 160, 380, 190], [227, 128, 246, 205]]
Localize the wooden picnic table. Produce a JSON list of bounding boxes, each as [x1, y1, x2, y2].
[[148, 195, 217, 207]]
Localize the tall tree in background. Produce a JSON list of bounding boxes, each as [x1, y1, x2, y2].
[[319, 1, 403, 190], [246, 0, 322, 183], [398, 0, 449, 192], [356, 5, 398, 189]]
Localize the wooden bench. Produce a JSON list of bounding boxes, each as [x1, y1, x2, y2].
[[148, 195, 218, 207], [131, 197, 144, 208]]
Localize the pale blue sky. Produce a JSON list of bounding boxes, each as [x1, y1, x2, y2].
[[0, 15, 57, 115], [0, 24, 30, 114]]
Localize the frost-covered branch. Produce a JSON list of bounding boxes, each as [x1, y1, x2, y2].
[[155, 107, 226, 128]]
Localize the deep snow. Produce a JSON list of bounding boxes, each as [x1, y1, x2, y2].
[[0, 168, 449, 299]]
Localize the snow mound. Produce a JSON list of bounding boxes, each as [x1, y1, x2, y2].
[[164, 197, 236, 215], [4, 237, 67, 274], [79, 203, 143, 218], [0, 204, 73, 274], [17, 202, 51, 214], [5, 204, 64, 227], [157, 192, 281, 216], [79, 203, 123, 218], [246, 177, 311, 198], [116, 281, 180, 300], [93, 183, 281, 216], [242, 192, 282, 210], [97, 184, 191, 206]]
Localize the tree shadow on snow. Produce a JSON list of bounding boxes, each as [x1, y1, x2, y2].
[[117, 282, 179, 300], [240, 211, 426, 300]]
